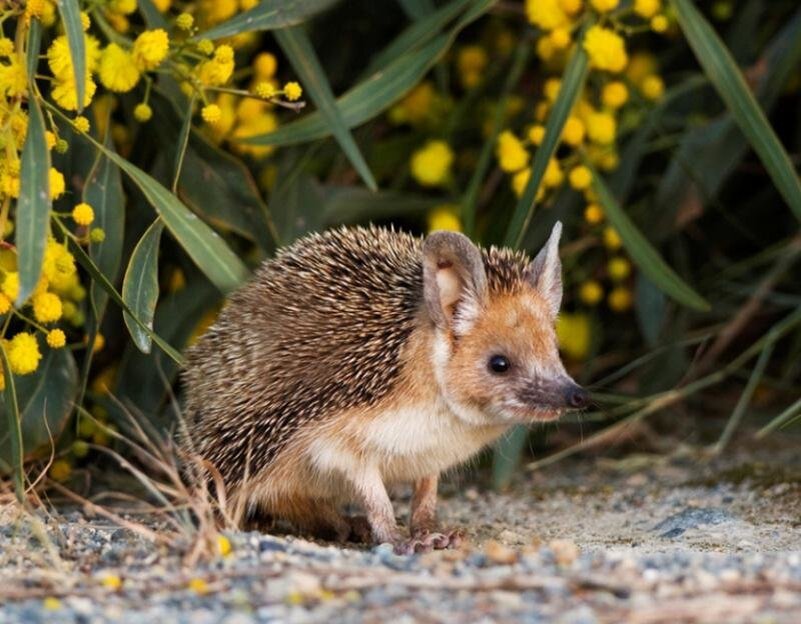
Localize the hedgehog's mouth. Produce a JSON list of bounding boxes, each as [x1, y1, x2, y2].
[[498, 403, 564, 423], [530, 407, 564, 422]]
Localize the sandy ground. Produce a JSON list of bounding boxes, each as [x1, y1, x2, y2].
[[433, 441, 801, 554], [0, 433, 800, 623]]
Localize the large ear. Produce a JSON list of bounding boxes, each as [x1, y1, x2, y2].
[[422, 231, 488, 331], [525, 221, 563, 317]]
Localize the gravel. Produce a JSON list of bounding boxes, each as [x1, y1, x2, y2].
[[1, 440, 800, 623]]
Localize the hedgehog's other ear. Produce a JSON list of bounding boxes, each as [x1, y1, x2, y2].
[[525, 221, 563, 317], [423, 231, 488, 331]]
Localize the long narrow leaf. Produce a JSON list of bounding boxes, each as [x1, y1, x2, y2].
[[15, 94, 50, 305], [670, 0, 801, 222], [368, 0, 472, 74], [57, 222, 185, 366], [397, 0, 435, 20], [9, 350, 78, 462], [150, 91, 278, 252], [590, 165, 710, 311], [503, 27, 590, 248], [173, 95, 194, 193], [275, 26, 377, 190], [714, 341, 774, 453], [462, 40, 530, 237], [245, 36, 449, 147], [138, 0, 170, 28], [323, 186, 443, 223], [26, 17, 42, 79], [245, 0, 492, 147], [120, 163, 248, 294], [756, 396, 801, 438], [655, 7, 801, 228], [0, 346, 23, 501], [114, 281, 219, 416], [56, 0, 86, 111], [197, 0, 339, 41], [122, 220, 164, 354], [47, 102, 249, 293], [492, 428, 529, 491], [86, 132, 125, 319]]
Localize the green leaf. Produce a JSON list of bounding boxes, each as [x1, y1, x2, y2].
[[58, 222, 185, 366], [0, 345, 23, 500], [114, 279, 220, 421], [271, 171, 326, 242], [246, 0, 492, 148], [366, 0, 473, 75], [118, 161, 248, 294], [503, 25, 590, 248], [462, 39, 530, 237], [655, 8, 801, 227], [197, 0, 340, 41], [589, 164, 710, 311], [397, 0, 435, 20], [611, 76, 707, 202], [138, 0, 170, 28], [15, 95, 51, 305], [635, 274, 667, 347], [275, 26, 377, 190], [26, 17, 42, 79], [756, 396, 801, 438], [123, 219, 164, 354], [86, 133, 125, 319], [47, 104, 250, 294], [56, 0, 86, 112], [246, 36, 449, 148], [0, 349, 78, 468], [322, 186, 443, 224], [172, 94, 194, 193], [492, 428, 529, 490], [149, 93, 278, 252], [670, 0, 801, 222], [715, 340, 775, 453]]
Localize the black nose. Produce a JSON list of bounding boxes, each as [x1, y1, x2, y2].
[[565, 385, 589, 409]]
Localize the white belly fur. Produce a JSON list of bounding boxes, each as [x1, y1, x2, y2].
[[306, 399, 509, 490]]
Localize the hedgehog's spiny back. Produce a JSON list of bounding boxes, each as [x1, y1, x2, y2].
[[182, 226, 425, 480]]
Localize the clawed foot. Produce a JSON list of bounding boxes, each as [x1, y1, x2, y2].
[[393, 528, 465, 555]]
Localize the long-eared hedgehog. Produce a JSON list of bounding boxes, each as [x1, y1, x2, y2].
[[181, 223, 587, 553]]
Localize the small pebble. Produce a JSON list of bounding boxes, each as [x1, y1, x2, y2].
[[484, 540, 517, 565], [549, 539, 579, 566]]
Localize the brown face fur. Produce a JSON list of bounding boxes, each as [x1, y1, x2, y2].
[[442, 288, 573, 424], [424, 224, 586, 426]]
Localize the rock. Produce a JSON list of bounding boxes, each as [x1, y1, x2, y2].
[[464, 488, 479, 501], [373, 543, 415, 571], [652, 507, 734, 536], [484, 540, 517, 565], [659, 527, 685, 539], [498, 529, 524, 544], [549, 539, 579, 566], [259, 537, 287, 553]]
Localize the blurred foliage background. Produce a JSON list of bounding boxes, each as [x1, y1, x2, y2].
[[1, 0, 800, 498]]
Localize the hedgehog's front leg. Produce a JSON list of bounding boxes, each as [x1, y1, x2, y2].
[[350, 465, 403, 546], [407, 475, 465, 553], [409, 475, 439, 534]]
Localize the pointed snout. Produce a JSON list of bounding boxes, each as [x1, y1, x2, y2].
[[564, 383, 589, 409]]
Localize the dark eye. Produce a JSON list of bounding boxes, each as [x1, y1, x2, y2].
[[488, 355, 510, 374]]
